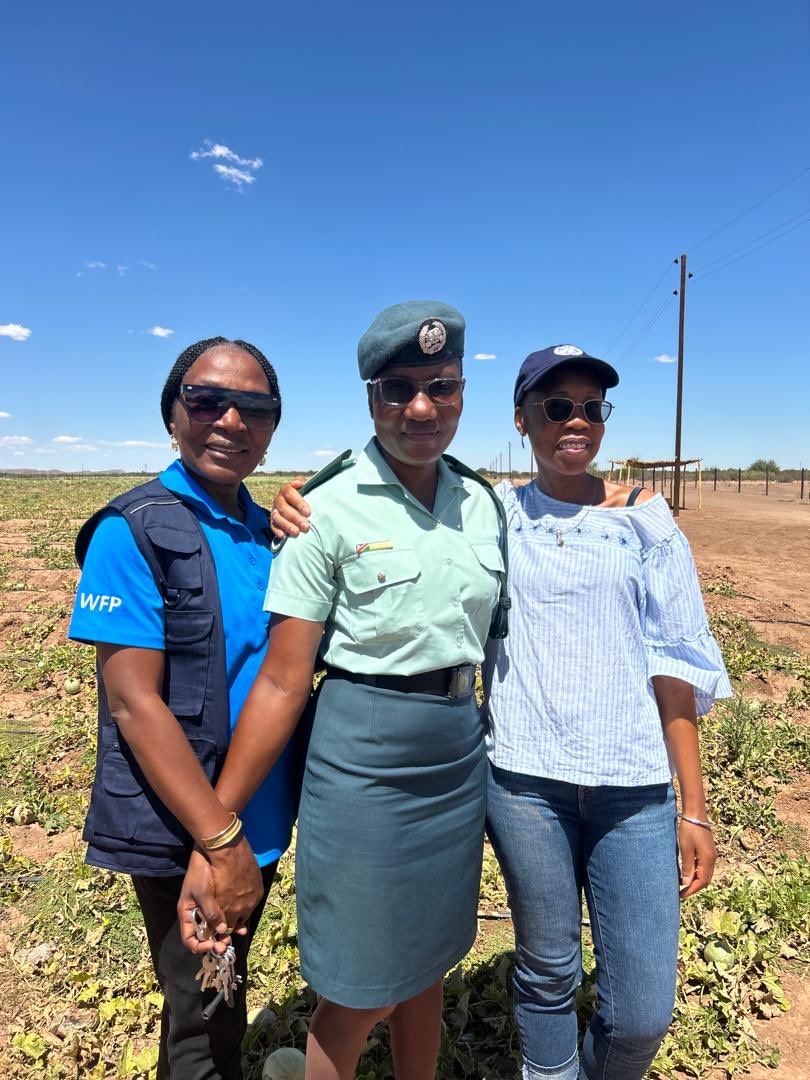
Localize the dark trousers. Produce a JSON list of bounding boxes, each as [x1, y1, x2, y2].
[[132, 863, 276, 1080]]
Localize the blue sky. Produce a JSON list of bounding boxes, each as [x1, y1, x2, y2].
[[1, 1, 808, 473]]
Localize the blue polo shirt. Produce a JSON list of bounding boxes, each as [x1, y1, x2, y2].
[[69, 460, 296, 867]]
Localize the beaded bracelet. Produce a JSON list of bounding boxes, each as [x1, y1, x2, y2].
[[676, 811, 714, 830], [201, 811, 244, 851]]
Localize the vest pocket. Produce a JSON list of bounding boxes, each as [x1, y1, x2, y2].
[[164, 609, 214, 717], [92, 726, 218, 848]]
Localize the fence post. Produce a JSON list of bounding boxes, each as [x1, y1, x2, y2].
[[737, 468, 741, 493], [713, 467, 717, 491], [802, 467, 805, 500], [765, 467, 769, 496]]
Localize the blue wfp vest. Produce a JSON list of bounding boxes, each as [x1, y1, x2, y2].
[[75, 478, 233, 876]]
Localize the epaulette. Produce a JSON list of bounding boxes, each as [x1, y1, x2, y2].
[[270, 449, 355, 554]]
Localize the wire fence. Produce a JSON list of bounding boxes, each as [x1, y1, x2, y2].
[[483, 461, 810, 504]]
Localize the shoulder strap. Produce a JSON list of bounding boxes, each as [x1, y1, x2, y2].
[[626, 484, 644, 507], [270, 450, 355, 554], [442, 454, 511, 640]]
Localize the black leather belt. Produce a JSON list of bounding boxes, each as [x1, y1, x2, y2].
[[324, 664, 476, 700]]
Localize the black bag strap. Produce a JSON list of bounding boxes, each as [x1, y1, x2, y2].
[[626, 484, 644, 507], [442, 454, 510, 640]]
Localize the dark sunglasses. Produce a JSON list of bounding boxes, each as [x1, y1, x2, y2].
[[527, 397, 614, 424], [179, 385, 280, 430], [368, 376, 465, 407]]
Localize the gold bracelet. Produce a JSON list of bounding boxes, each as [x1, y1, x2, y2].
[[201, 812, 244, 851], [677, 811, 714, 830]]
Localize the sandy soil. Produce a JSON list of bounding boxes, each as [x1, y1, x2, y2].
[[0, 486, 808, 1076], [675, 489, 810, 1077]]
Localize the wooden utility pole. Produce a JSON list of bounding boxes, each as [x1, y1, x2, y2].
[[672, 254, 692, 517]]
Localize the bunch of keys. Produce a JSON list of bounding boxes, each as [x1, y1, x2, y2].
[[192, 908, 242, 1019]]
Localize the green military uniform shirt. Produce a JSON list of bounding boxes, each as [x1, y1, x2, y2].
[[265, 438, 503, 675]]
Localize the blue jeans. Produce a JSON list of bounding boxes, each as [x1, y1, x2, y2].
[[486, 764, 680, 1080]]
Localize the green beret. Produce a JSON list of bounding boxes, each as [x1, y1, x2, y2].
[[357, 300, 465, 379]]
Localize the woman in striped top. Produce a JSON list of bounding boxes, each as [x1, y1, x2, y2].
[[484, 344, 731, 1080]]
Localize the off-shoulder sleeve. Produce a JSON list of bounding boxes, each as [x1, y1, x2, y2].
[[642, 527, 732, 715]]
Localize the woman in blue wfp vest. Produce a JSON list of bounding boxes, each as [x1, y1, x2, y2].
[[179, 301, 506, 1080], [69, 337, 295, 1079], [270, 343, 732, 1080]]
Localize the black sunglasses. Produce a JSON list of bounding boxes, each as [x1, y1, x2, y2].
[[368, 376, 465, 407], [527, 397, 614, 424], [179, 385, 280, 430]]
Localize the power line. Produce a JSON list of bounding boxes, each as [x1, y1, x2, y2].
[[695, 213, 810, 281], [692, 206, 810, 273], [603, 263, 673, 357], [615, 294, 675, 364], [686, 163, 810, 254]]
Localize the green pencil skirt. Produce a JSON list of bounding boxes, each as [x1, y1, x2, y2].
[[295, 674, 487, 1008]]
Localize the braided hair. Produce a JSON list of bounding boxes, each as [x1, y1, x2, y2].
[[160, 337, 282, 432]]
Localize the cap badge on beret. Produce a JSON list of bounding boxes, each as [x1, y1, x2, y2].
[[418, 319, 447, 356], [553, 345, 584, 357]]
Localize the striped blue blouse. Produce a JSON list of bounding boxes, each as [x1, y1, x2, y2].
[[484, 482, 732, 786]]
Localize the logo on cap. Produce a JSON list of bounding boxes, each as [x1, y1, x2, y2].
[[553, 345, 584, 357], [418, 319, 447, 356]]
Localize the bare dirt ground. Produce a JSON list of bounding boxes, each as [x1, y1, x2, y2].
[[676, 487, 810, 1079], [0, 483, 807, 1077]]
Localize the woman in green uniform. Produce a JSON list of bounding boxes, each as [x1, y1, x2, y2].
[[180, 300, 504, 1079]]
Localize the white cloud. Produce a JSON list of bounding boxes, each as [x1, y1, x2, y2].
[[0, 323, 32, 342], [213, 164, 257, 189], [34, 448, 55, 454], [652, 353, 676, 364], [13, 451, 23, 457], [473, 352, 497, 361], [51, 441, 97, 452], [138, 261, 157, 270], [148, 325, 174, 338], [191, 141, 263, 170], [313, 449, 335, 458], [98, 439, 169, 448], [0, 411, 11, 419], [85, 260, 107, 270], [0, 435, 32, 447], [117, 264, 129, 276], [191, 140, 263, 189]]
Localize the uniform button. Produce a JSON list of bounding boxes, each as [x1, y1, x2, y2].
[[250, 556, 256, 565], [377, 571, 387, 583]]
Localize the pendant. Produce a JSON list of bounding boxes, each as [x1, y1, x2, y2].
[[555, 530, 564, 547]]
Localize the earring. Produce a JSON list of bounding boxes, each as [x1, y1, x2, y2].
[[520, 433, 525, 449], [170, 435, 178, 453], [260, 453, 267, 467]]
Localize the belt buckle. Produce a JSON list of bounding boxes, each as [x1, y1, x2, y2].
[[447, 664, 473, 700]]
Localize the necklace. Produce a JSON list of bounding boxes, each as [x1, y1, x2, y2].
[[534, 477, 602, 546], [553, 503, 595, 546]]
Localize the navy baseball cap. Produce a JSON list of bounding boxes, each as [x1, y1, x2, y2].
[[513, 345, 619, 406]]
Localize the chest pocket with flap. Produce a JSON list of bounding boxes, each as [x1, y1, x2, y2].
[[339, 550, 426, 644]]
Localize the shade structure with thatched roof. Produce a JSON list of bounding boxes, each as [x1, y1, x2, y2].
[[609, 459, 703, 509]]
